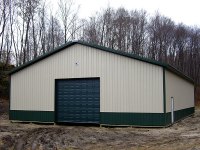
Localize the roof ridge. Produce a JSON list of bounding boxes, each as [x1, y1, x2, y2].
[[9, 40, 193, 83]]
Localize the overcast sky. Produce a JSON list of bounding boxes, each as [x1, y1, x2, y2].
[[48, 0, 200, 26]]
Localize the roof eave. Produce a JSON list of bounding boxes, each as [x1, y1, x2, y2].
[[9, 40, 194, 85], [9, 41, 76, 75], [165, 64, 194, 84]]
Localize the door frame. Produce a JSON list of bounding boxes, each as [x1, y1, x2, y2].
[[54, 77, 100, 123]]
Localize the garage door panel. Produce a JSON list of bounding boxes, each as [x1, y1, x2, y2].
[[55, 78, 100, 123]]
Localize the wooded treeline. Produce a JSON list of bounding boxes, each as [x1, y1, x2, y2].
[[0, 0, 200, 87], [81, 8, 200, 86]]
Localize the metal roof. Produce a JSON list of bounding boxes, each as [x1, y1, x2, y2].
[[9, 40, 194, 83]]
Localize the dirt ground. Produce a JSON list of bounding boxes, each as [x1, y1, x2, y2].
[[0, 99, 200, 150]]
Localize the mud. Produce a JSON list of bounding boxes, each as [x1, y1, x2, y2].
[[0, 99, 200, 150]]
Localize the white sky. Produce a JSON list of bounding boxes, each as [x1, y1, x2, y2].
[[48, 0, 200, 26]]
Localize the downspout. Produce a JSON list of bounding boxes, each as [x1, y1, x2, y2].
[[171, 97, 174, 124]]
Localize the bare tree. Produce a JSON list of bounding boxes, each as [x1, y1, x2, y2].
[[58, 0, 79, 43], [173, 24, 189, 72], [186, 27, 200, 84], [0, 0, 9, 62], [84, 16, 100, 44], [37, 2, 46, 55], [46, 14, 64, 51], [1, 1, 200, 91], [129, 10, 147, 56], [147, 13, 175, 62]]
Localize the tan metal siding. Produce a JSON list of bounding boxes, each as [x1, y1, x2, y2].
[[165, 70, 194, 112], [11, 44, 163, 113]]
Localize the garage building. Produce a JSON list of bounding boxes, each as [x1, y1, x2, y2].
[[9, 41, 195, 126]]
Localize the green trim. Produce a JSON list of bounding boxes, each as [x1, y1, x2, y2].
[[54, 79, 57, 123], [9, 110, 54, 122], [165, 107, 195, 125], [9, 108, 194, 126], [101, 112, 166, 126], [8, 76, 11, 113], [101, 107, 194, 126], [8, 41, 193, 84], [163, 67, 166, 114], [166, 65, 193, 84], [9, 41, 166, 74], [8, 41, 75, 75], [78, 41, 166, 67]]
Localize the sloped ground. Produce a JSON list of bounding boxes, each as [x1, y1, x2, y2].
[[0, 98, 200, 150], [0, 99, 9, 120]]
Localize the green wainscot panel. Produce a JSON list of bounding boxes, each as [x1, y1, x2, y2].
[[165, 107, 195, 125], [100, 112, 166, 126], [9, 110, 54, 122], [101, 107, 194, 126]]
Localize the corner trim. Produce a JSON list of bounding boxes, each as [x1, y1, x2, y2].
[[163, 67, 166, 114], [163, 67, 166, 127], [8, 76, 11, 119]]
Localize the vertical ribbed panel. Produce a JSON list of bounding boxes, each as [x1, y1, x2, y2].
[[11, 44, 163, 113], [165, 70, 194, 112]]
